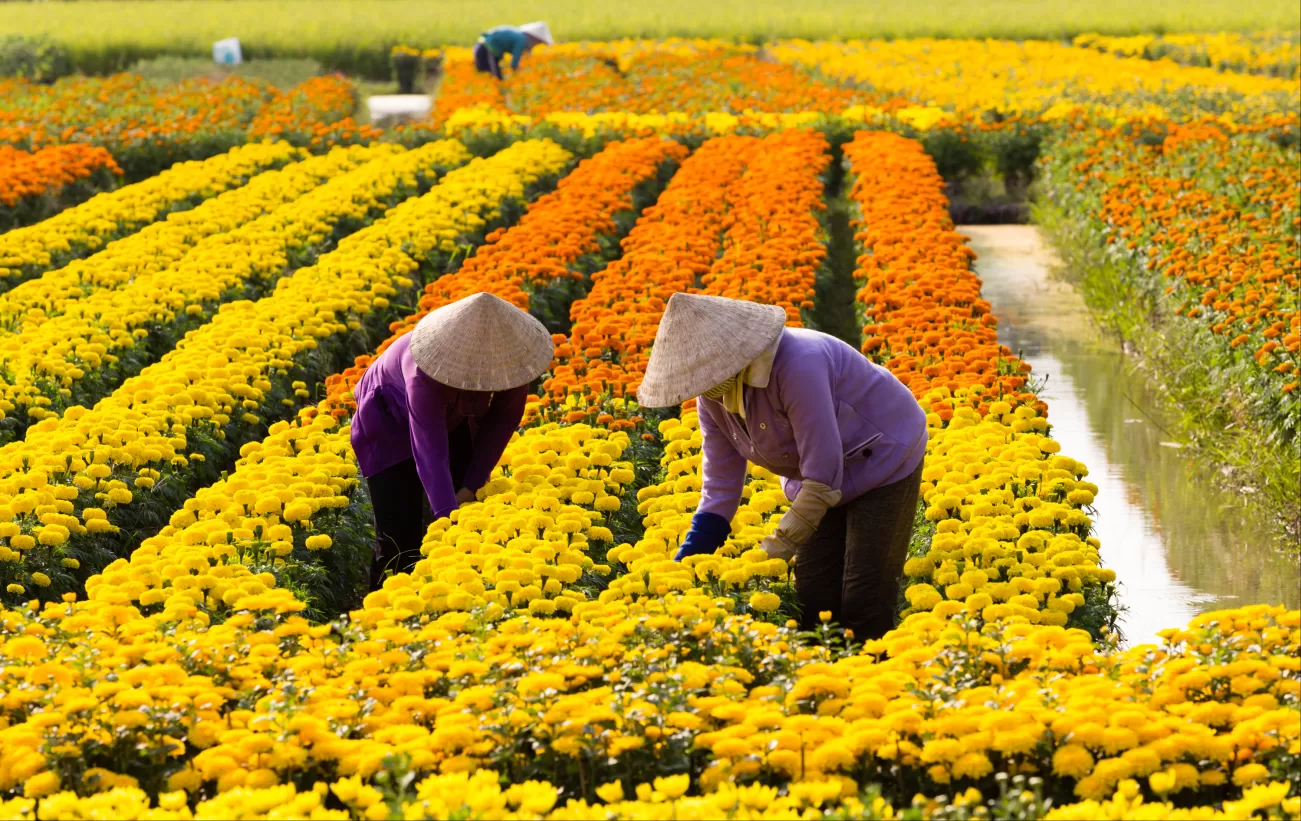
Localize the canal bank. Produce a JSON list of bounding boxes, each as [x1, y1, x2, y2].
[[963, 225, 1300, 646]]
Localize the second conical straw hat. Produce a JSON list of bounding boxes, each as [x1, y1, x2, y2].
[[636, 293, 786, 408], [409, 292, 554, 391]]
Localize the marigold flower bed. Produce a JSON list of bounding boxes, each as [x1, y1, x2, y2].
[[0, 139, 571, 603], [0, 74, 276, 181], [0, 122, 1295, 821], [248, 76, 382, 150], [843, 132, 1116, 637], [1044, 122, 1299, 402], [89, 136, 684, 620]]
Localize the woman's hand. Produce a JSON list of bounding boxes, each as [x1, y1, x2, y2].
[[758, 533, 798, 562], [674, 511, 732, 562], [455, 487, 476, 505], [761, 480, 840, 562]]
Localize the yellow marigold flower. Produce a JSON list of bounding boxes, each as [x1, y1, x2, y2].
[[952, 752, 993, 780], [748, 591, 781, 612], [30, 572, 51, 587], [304, 534, 332, 551], [1233, 763, 1270, 786], [595, 782, 624, 804], [653, 774, 690, 799], [282, 502, 313, 522], [23, 771, 60, 799], [528, 598, 557, 616]]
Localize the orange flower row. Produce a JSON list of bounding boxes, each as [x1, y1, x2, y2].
[[247, 75, 381, 148], [314, 137, 687, 421], [697, 129, 828, 323], [845, 131, 1042, 421], [430, 60, 508, 126], [464, 137, 686, 296], [545, 130, 831, 424], [544, 135, 761, 414], [0, 144, 122, 227], [499, 51, 878, 116]]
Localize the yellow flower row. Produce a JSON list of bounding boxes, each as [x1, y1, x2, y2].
[[0, 144, 367, 332], [379, 421, 636, 618], [0, 141, 471, 434], [0, 139, 573, 602], [0, 142, 298, 292], [441, 105, 829, 141], [771, 39, 1295, 122], [1, 584, 1295, 815], [1073, 31, 1301, 79], [903, 402, 1114, 628], [621, 413, 794, 608], [86, 417, 633, 622]]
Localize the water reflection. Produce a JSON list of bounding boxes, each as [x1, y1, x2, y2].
[[963, 226, 1300, 647]]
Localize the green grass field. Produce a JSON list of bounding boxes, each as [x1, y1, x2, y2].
[[4, 0, 1299, 77]]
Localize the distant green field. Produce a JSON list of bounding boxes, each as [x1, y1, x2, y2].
[[3, 0, 1299, 78]]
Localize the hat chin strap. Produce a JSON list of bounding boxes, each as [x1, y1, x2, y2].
[[698, 330, 782, 421], [701, 376, 736, 400]]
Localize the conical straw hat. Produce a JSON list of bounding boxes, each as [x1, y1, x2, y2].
[[409, 292, 554, 391], [520, 21, 554, 45], [637, 293, 786, 408]]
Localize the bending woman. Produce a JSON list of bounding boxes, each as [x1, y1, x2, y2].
[[637, 293, 928, 640], [350, 292, 554, 588], [473, 21, 554, 80]]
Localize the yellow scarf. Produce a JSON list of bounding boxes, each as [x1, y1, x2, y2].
[[699, 332, 782, 422]]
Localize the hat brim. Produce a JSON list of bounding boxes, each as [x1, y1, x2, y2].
[[410, 293, 555, 391], [636, 294, 787, 408]]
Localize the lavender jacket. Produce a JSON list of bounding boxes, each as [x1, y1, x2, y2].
[[697, 328, 927, 521], [350, 334, 527, 519]]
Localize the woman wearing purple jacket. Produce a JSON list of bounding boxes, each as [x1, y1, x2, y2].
[[351, 293, 554, 589], [638, 293, 928, 640]]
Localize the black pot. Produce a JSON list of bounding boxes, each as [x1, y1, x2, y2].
[[393, 53, 419, 94]]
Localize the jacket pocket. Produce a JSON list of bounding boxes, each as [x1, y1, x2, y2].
[[836, 401, 886, 452], [836, 401, 887, 500]]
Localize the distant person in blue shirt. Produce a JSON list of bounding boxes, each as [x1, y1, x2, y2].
[[473, 22, 554, 80]]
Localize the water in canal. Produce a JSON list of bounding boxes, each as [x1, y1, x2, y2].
[[963, 225, 1300, 647]]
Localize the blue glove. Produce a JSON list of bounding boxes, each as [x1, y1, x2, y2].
[[674, 512, 731, 562]]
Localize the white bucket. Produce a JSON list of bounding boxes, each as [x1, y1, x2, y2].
[[213, 38, 243, 65], [367, 95, 433, 124]]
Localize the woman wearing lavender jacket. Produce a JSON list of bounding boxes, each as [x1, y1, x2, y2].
[[351, 293, 554, 589], [637, 293, 928, 640]]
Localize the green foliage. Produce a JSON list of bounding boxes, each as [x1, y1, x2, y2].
[[128, 55, 324, 88], [0, 35, 73, 82]]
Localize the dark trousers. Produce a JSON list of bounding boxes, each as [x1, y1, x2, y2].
[[367, 420, 473, 589], [795, 460, 924, 642], [473, 42, 502, 80]]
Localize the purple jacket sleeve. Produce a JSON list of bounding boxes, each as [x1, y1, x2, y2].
[[405, 369, 459, 519], [695, 400, 748, 522], [460, 385, 527, 493], [775, 354, 844, 492]]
